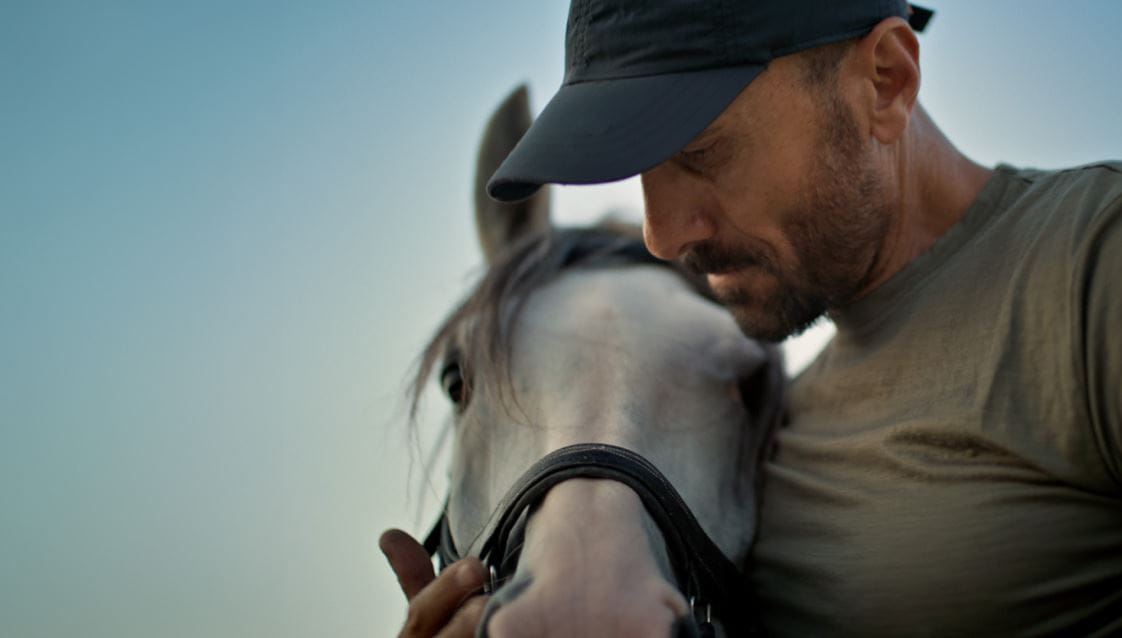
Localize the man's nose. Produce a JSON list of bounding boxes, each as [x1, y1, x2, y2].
[[640, 169, 717, 261]]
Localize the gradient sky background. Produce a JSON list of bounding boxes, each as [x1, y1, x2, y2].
[[2, 2, 1120, 637]]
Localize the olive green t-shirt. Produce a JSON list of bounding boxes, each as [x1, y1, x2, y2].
[[751, 163, 1122, 637]]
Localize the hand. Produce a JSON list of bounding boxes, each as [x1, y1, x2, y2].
[[380, 528, 488, 637]]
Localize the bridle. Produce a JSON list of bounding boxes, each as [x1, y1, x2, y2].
[[424, 444, 752, 636], [424, 442, 755, 637]]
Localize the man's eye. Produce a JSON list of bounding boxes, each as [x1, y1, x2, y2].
[[682, 144, 714, 161], [682, 142, 709, 158], [440, 362, 467, 407], [676, 142, 720, 172]]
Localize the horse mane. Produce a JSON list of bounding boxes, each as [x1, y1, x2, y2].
[[408, 223, 716, 420]]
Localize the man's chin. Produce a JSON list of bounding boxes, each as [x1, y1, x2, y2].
[[729, 309, 798, 343], [720, 291, 826, 344]]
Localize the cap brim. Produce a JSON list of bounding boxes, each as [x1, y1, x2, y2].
[[487, 65, 766, 202]]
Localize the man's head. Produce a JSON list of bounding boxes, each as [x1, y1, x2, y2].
[[487, 1, 929, 341], [643, 19, 922, 340]]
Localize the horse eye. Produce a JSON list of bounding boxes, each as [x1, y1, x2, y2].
[[440, 362, 467, 407]]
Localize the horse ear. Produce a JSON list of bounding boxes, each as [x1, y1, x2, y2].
[[474, 85, 551, 265]]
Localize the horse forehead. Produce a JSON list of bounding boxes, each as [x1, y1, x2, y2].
[[527, 265, 701, 321], [517, 265, 754, 361]]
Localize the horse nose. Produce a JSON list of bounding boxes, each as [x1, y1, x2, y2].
[[478, 576, 691, 638], [482, 607, 692, 638], [481, 619, 702, 638], [474, 577, 530, 638]]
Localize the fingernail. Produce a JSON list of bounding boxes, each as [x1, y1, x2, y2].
[[376, 530, 395, 558]]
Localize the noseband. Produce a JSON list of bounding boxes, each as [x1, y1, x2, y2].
[[424, 443, 754, 636]]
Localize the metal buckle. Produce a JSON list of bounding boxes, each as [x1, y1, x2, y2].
[[690, 596, 712, 622], [483, 564, 500, 595], [689, 596, 714, 637]]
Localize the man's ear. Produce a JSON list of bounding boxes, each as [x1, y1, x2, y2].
[[851, 17, 920, 144]]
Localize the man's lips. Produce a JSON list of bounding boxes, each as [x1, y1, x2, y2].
[[706, 269, 746, 289], [706, 265, 773, 291], [701, 264, 742, 276]]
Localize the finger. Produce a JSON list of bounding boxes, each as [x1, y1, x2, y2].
[[434, 595, 488, 638], [401, 558, 486, 637], [379, 528, 436, 600]]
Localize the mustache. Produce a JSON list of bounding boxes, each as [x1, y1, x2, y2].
[[680, 240, 778, 277]]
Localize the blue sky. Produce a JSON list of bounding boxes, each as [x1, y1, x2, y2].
[[2, 2, 1119, 636]]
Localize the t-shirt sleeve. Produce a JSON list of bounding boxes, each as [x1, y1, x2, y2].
[[1082, 191, 1122, 488]]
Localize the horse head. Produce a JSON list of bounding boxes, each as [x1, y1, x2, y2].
[[411, 86, 785, 637]]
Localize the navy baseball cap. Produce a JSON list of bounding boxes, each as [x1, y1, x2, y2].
[[487, 1, 933, 202]]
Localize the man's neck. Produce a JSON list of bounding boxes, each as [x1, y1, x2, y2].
[[856, 105, 994, 300]]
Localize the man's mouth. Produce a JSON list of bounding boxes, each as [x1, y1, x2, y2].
[[702, 264, 743, 276], [706, 265, 776, 294], [706, 269, 748, 289]]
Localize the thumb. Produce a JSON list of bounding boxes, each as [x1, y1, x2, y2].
[[379, 528, 436, 600]]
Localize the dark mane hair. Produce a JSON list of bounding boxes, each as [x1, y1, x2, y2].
[[408, 223, 715, 418]]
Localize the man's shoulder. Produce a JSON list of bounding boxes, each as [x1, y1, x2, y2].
[[1012, 160, 1122, 184], [1007, 161, 1122, 220], [982, 161, 1122, 252]]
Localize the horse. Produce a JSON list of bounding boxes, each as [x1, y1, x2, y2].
[[407, 86, 786, 637]]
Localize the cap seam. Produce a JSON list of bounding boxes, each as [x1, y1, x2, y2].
[[566, 22, 897, 85], [565, 59, 768, 86], [717, 0, 733, 64], [556, 72, 750, 145], [771, 23, 885, 59]]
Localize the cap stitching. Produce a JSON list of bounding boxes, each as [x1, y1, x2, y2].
[[582, 0, 593, 68], [716, 0, 732, 64], [770, 23, 885, 59]]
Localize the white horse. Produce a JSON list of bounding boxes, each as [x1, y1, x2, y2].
[[409, 87, 785, 637]]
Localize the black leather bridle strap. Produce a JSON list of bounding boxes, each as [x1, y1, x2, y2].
[[423, 504, 460, 570], [425, 443, 752, 633], [484, 444, 748, 631]]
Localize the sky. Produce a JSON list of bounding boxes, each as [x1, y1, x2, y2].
[[1, 2, 1120, 637]]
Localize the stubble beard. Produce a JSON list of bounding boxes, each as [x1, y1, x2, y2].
[[705, 95, 895, 343]]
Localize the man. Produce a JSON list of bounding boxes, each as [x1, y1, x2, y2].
[[382, 0, 1122, 635]]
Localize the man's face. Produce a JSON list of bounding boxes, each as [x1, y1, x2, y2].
[[640, 56, 895, 342]]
